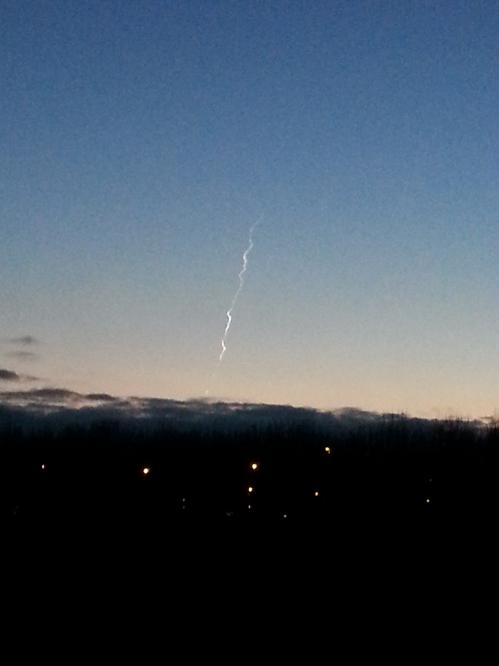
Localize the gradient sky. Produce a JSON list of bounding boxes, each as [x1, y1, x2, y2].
[[1, 0, 498, 418]]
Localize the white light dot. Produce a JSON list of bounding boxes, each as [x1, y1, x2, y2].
[[426, 498, 431, 504], [41, 464, 45, 470], [314, 491, 319, 497], [283, 514, 288, 519], [248, 486, 254, 494], [324, 446, 331, 455], [142, 467, 150, 475], [250, 463, 259, 471]]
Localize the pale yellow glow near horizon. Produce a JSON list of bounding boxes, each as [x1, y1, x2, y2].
[[39, 356, 499, 422]]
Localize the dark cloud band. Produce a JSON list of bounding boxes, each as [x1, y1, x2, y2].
[[0, 369, 21, 382]]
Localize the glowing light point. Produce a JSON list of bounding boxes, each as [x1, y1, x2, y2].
[[41, 464, 46, 470], [248, 486, 254, 494], [283, 514, 288, 519], [314, 491, 320, 497], [426, 498, 431, 504], [142, 467, 150, 476], [250, 463, 259, 471], [248, 505, 252, 510], [324, 446, 331, 455]]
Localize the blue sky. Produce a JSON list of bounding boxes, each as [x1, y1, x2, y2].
[[1, 1, 498, 417]]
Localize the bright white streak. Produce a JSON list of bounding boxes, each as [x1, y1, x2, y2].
[[219, 220, 260, 362]]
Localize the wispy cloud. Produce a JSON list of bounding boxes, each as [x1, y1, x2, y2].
[[0, 369, 22, 382], [6, 335, 39, 346], [5, 351, 39, 362], [0, 368, 39, 383]]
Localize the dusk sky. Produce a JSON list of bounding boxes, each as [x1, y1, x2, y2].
[[1, 1, 498, 418]]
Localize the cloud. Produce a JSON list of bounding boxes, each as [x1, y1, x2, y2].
[[7, 335, 39, 346], [85, 393, 118, 402], [0, 369, 22, 382], [0, 388, 120, 414], [0, 387, 488, 459], [5, 351, 39, 362], [7, 387, 78, 402], [0, 385, 331, 420], [0, 384, 448, 436], [0, 368, 40, 383]]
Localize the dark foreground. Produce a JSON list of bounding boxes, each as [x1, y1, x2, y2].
[[3, 414, 498, 538], [3, 413, 498, 622]]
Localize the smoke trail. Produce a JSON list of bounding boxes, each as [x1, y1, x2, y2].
[[219, 219, 261, 362]]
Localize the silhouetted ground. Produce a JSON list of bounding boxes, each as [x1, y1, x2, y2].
[[3, 411, 498, 621], [2, 413, 498, 543]]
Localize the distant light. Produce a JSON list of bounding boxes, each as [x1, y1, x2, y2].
[[142, 467, 150, 475], [324, 446, 331, 455], [181, 497, 186, 503], [41, 464, 45, 470], [250, 463, 259, 471], [426, 498, 431, 504], [248, 486, 254, 494], [248, 505, 252, 510], [283, 514, 288, 519], [314, 491, 320, 497]]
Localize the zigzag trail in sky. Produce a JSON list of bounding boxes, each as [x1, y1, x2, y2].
[[219, 218, 261, 362]]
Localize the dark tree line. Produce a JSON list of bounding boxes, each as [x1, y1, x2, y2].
[[2, 409, 498, 539]]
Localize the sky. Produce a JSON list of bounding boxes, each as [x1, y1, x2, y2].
[[1, 0, 498, 418]]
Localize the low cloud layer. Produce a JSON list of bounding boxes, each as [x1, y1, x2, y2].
[[0, 384, 473, 440], [0, 385, 355, 425]]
